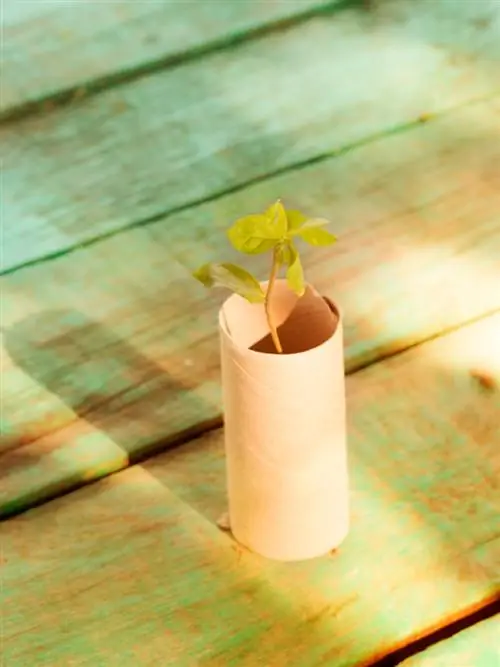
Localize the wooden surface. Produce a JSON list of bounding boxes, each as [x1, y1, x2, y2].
[[401, 617, 500, 666], [4, 315, 499, 666], [3, 0, 500, 272], [1, 0, 340, 118], [3, 1, 500, 662], [3, 99, 500, 517]]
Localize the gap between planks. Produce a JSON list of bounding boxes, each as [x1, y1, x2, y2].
[[397, 614, 500, 667], [362, 597, 500, 666], [0, 0, 353, 124]]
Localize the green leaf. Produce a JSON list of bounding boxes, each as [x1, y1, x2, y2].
[[227, 213, 282, 254], [295, 226, 337, 246], [285, 243, 305, 296], [286, 209, 308, 232], [264, 199, 288, 237], [299, 217, 331, 230], [274, 240, 305, 296], [192, 263, 265, 303], [288, 216, 330, 233], [275, 241, 292, 265]]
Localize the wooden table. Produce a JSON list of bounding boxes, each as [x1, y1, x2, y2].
[[2, 1, 499, 664]]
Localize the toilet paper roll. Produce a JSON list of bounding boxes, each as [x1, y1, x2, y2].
[[219, 279, 349, 561]]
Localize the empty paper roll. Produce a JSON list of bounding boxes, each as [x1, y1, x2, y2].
[[219, 280, 349, 562]]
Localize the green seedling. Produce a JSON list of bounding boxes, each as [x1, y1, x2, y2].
[[193, 199, 337, 354]]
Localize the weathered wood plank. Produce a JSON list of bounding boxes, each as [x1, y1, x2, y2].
[[401, 617, 500, 666], [2, 100, 500, 517], [4, 315, 499, 666], [1, 0, 340, 117], [3, 0, 499, 272]]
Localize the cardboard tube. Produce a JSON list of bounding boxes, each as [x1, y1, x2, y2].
[[219, 280, 349, 561]]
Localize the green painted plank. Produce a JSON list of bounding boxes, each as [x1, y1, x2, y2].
[[1, 0, 341, 117], [2, 100, 500, 517], [4, 315, 499, 666], [401, 618, 500, 666], [2, 0, 499, 272]]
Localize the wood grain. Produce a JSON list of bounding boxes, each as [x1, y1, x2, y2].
[[4, 315, 499, 666], [3, 0, 499, 271], [1, 0, 340, 117], [401, 617, 500, 666], [2, 99, 500, 517]]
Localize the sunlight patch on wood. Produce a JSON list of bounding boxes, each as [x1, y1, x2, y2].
[[426, 309, 500, 378]]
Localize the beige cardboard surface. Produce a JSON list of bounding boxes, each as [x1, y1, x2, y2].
[[219, 281, 349, 561]]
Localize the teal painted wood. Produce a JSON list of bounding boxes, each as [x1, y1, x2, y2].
[[2, 0, 499, 272], [4, 315, 499, 665], [401, 618, 500, 666], [2, 100, 500, 517], [1, 0, 341, 117]]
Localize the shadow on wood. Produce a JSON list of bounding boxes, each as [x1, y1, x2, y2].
[[2, 309, 219, 509]]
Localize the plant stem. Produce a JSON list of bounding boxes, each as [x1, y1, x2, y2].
[[265, 247, 283, 354]]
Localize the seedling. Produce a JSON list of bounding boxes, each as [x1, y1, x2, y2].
[[193, 199, 337, 353]]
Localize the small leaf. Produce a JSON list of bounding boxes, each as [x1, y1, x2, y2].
[[285, 243, 305, 296], [295, 227, 337, 247], [192, 263, 265, 303], [299, 217, 331, 230], [286, 209, 308, 232], [264, 199, 288, 237], [288, 216, 330, 234], [231, 235, 277, 255], [227, 213, 282, 254], [274, 240, 305, 295], [275, 241, 292, 265]]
